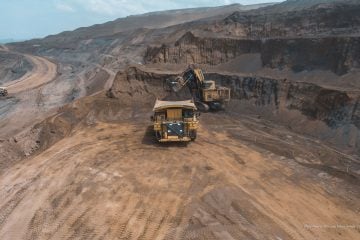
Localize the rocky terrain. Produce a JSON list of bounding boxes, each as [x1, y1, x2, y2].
[[0, 47, 32, 85], [1, 0, 360, 239]]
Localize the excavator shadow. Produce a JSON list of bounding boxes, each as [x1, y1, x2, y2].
[[141, 125, 189, 148]]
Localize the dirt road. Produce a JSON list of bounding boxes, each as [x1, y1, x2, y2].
[[0, 48, 59, 139], [94, 63, 116, 91], [0, 106, 359, 240], [4, 54, 57, 93]]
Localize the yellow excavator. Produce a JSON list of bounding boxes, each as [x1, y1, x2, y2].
[[166, 65, 230, 111]]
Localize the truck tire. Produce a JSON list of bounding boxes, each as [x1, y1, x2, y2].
[[209, 102, 224, 111], [195, 102, 209, 112], [155, 131, 162, 141], [190, 130, 197, 141]]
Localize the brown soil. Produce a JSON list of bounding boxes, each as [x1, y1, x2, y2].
[[0, 94, 359, 239]]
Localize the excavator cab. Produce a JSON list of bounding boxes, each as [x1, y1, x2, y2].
[[203, 80, 216, 90], [152, 100, 199, 142]]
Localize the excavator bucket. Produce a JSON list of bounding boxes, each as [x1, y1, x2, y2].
[[166, 76, 185, 92]]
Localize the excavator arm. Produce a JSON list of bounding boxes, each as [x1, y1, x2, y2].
[[193, 69, 205, 83], [165, 66, 230, 112], [166, 67, 204, 93]]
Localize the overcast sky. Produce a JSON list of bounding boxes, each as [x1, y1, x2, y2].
[[0, 0, 283, 40]]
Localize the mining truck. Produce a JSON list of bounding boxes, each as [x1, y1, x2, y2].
[[166, 66, 231, 111], [151, 100, 199, 142], [0, 87, 8, 97]]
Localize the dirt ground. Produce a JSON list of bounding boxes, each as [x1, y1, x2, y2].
[[1, 5, 360, 236], [0, 104, 359, 240]]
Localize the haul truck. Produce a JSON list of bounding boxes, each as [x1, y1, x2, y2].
[[151, 100, 199, 142]]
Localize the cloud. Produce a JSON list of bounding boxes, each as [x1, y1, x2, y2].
[[58, 0, 283, 16], [55, 2, 76, 12], [75, 0, 152, 15], [73, 0, 243, 16]]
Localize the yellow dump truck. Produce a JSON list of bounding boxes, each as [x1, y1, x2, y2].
[[151, 100, 199, 142]]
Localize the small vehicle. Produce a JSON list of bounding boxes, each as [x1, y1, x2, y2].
[[151, 100, 199, 142], [0, 87, 8, 97], [166, 66, 231, 111]]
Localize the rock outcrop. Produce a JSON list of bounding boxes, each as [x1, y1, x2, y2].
[[222, 1, 360, 38], [145, 32, 261, 65], [0, 52, 33, 84], [145, 32, 360, 75]]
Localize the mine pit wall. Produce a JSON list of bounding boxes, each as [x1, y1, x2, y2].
[[222, 3, 360, 38], [0, 51, 33, 84], [145, 32, 262, 65], [262, 37, 360, 75], [109, 66, 193, 105], [145, 33, 360, 75], [206, 72, 360, 153]]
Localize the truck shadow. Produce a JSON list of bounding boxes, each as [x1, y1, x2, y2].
[[142, 125, 188, 148]]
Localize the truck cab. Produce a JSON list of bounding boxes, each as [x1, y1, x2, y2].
[[152, 100, 199, 142]]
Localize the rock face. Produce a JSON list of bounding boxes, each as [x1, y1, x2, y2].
[[207, 72, 359, 128], [145, 32, 261, 65], [222, 2, 360, 38], [287, 84, 356, 127], [145, 33, 360, 75], [109, 67, 168, 105], [0, 52, 32, 84], [109, 66, 193, 105], [261, 37, 360, 75]]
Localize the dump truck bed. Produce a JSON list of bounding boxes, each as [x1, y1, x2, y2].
[[153, 100, 197, 111]]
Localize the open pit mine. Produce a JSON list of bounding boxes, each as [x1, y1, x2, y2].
[[0, 0, 360, 239]]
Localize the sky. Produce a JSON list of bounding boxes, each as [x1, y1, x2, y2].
[[0, 0, 284, 40]]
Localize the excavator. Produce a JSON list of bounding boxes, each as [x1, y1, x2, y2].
[[166, 65, 230, 111]]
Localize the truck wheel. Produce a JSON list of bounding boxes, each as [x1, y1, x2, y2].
[[190, 130, 197, 141], [155, 131, 162, 141], [195, 102, 209, 112], [209, 102, 223, 111]]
